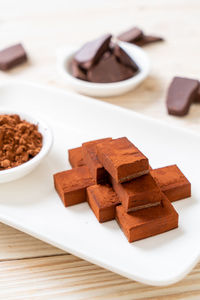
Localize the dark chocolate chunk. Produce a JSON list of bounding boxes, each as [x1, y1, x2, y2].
[[166, 77, 199, 116], [87, 53, 134, 83], [194, 84, 200, 102], [70, 59, 87, 81], [117, 27, 143, 43], [113, 44, 139, 73], [134, 35, 164, 47], [0, 43, 27, 70], [74, 34, 112, 70]]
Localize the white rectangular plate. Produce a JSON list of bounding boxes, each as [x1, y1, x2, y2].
[[0, 81, 199, 286]]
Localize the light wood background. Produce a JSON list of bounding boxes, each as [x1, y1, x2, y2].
[[0, 0, 200, 298]]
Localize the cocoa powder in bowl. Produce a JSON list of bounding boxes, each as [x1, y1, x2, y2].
[[0, 114, 43, 170]]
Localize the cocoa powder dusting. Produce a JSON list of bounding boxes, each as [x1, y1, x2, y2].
[[0, 114, 43, 170]]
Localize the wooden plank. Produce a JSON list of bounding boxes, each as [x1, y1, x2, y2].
[[0, 223, 64, 260], [0, 254, 199, 299]]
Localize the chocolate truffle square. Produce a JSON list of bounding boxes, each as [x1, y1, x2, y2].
[[68, 146, 85, 168], [151, 165, 191, 202], [82, 138, 112, 184], [54, 166, 95, 207], [97, 137, 149, 183], [87, 184, 120, 223], [111, 173, 162, 212], [116, 194, 178, 242], [0, 43, 27, 70]]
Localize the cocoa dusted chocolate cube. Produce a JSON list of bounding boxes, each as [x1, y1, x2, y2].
[[82, 138, 112, 184], [111, 173, 162, 212], [54, 166, 95, 207], [97, 137, 149, 183], [68, 146, 85, 168], [151, 165, 191, 202], [116, 194, 178, 243], [87, 184, 120, 223]]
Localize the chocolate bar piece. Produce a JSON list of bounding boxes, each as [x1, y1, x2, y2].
[[74, 34, 112, 70], [68, 147, 85, 168], [194, 84, 200, 102], [113, 44, 139, 73], [70, 59, 87, 81], [54, 166, 95, 207], [166, 77, 199, 116], [82, 138, 112, 183], [111, 173, 162, 212], [87, 184, 120, 222], [151, 165, 191, 202], [116, 194, 178, 242], [117, 27, 143, 43], [0, 43, 27, 70], [134, 35, 163, 47], [97, 137, 149, 183], [87, 53, 135, 83]]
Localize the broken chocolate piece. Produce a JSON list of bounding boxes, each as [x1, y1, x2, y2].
[[110, 173, 162, 212], [113, 44, 139, 73], [74, 34, 112, 70], [68, 147, 85, 168], [87, 53, 135, 83], [166, 76, 199, 116], [194, 84, 200, 102], [82, 138, 112, 183], [116, 194, 178, 242], [87, 184, 120, 222], [134, 35, 163, 47], [70, 59, 87, 81], [0, 43, 27, 70], [117, 27, 143, 43], [97, 137, 149, 183], [151, 165, 191, 202], [54, 166, 95, 207]]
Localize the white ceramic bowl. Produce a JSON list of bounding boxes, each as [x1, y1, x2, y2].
[[0, 110, 53, 183], [57, 41, 150, 97]]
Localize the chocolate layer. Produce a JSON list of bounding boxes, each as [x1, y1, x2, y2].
[[116, 194, 178, 242], [97, 137, 149, 183]]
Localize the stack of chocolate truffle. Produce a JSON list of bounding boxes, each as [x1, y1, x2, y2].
[[54, 137, 191, 243], [71, 34, 139, 83]]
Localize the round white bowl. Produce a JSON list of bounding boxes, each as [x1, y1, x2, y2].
[[57, 41, 150, 97], [0, 110, 53, 183]]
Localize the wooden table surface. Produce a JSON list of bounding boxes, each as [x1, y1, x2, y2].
[[1, 0, 200, 298]]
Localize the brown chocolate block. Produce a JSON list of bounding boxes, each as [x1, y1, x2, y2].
[[68, 147, 85, 168], [82, 138, 112, 184], [0, 43, 27, 70], [151, 165, 191, 202], [166, 77, 199, 116], [87, 184, 120, 223], [117, 27, 143, 43], [116, 194, 178, 242], [97, 137, 149, 183], [134, 35, 164, 47], [111, 173, 162, 212], [74, 34, 112, 70], [194, 84, 200, 102], [54, 166, 95, 207], [87, 53, 135, 83], [113, 44, 139, 73]]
